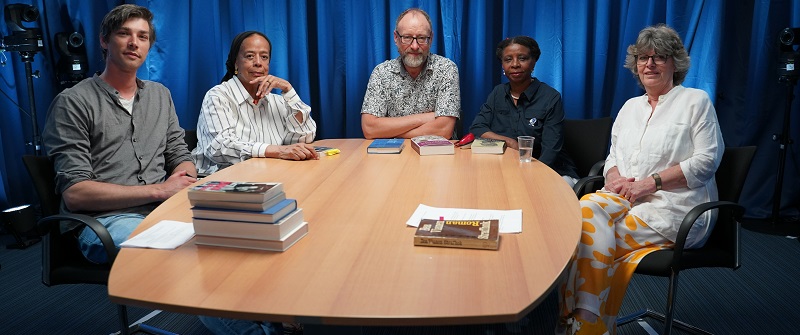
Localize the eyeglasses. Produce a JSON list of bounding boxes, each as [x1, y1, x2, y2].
[[636, 54, 669, 65], [395, 31, 431, 46]]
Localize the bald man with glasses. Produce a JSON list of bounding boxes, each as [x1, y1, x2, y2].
[[360, 8, 461, 139]]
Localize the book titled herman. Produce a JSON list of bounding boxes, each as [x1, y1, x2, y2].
[[410, 135, 455, 156], [471, 137, 506, 154], [367, 138, 406, 154], [414, 219, 500, 250], [195, 221, 309, 252], [192, 199, 298, 224], [188, 181, 283, 203], [193, 208, 304, 240]]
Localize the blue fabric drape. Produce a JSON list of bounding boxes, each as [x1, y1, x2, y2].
[[0, 0, 797, 219]]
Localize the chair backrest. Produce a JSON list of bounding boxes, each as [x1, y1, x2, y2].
[[21, 155, 110, 286], [22, 155, 60, 217], [184, 129, 198, 151], [715, 146, 757, 203], [700, 146, 757, 268], [563, 117, 613, 177]]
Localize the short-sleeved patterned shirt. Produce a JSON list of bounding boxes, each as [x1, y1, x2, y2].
[[361, 53, 461, 118]]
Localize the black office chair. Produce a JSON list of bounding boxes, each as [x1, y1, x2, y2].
[[573, 146, 757, 335], [563, 117, 613, 178], [184, 129, 198, 151], [22, 155, 159, 335]]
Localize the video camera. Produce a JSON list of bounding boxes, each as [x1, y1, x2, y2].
[[2, 3, 43, 58], [778, 27, 800, 81]]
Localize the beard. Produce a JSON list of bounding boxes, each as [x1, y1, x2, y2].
[[401, 51, 428, 68]]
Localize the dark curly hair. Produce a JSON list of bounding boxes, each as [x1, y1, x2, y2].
[[495, 36, 541, 62]]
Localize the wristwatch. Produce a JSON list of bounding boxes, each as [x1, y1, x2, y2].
[[651, 173, 662, 191]]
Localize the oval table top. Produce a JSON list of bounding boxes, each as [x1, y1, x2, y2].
[[108, 138, 581, 326]]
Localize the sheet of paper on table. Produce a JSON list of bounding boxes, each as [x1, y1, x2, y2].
[[120, 220, 195, 249], [405, 204, 523, 233]]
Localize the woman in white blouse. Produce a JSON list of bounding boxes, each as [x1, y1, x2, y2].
[[556, 24, 724, 335], [193, 31, 318, 175]]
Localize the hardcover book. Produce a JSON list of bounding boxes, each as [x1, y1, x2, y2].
[[192, 199, 298, 224], [471, 137, 506, 154], [193, 208, 304, 240], [410, 135, 454, 156], [367, 138, 406, 154], [188, 181, 283, 203], [414, 219, 500, 250], [195, 221, 309, 252], [189, 192, 287, 211]]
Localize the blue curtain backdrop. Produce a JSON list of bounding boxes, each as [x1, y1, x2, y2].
[[0, 0, 798, 219]]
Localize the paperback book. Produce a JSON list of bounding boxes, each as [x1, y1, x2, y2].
[[471, 137, 506, 154], [367, 138, 406, 154], [195, 221, 309, 252], [192, 198, 298, 224], [189, 192, 287, 211], [188, 181, 283, 203], [193, 208, 304, 240], [413, 219, 500, 250], [410, 135, 454, 156]]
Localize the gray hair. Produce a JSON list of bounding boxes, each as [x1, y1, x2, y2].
[[623, 24, 690, 87]]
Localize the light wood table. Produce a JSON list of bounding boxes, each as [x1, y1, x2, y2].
[[109, 139, 581, 326]]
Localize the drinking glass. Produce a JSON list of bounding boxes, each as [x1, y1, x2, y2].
[[518, 136, 535, 162]]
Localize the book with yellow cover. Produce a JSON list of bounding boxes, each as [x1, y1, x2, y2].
[[471, 137, 506, 154], [413, 219, 500, 250]]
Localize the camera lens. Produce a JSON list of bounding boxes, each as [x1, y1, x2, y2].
[[21, 6, 39, 22], [68, 32, 84, 48]]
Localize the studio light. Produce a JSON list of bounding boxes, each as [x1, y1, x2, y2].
[[2, 204, 40, 249]]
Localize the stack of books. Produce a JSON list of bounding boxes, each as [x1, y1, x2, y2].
[[188, 181, 308, 251]]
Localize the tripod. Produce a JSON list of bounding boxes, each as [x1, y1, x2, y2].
[[19, 50, 43, 156], [772, 76, 797, 224]]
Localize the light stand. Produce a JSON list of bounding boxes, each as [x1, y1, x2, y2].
[[21, 52, 42, 156], [3, 3, 45, 156], [772, 27, 800, 224]]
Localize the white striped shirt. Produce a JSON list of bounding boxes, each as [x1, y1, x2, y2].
[[192, 76, 316, 174]]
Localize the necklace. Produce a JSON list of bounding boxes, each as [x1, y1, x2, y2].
[[510, 94, 520, 100]]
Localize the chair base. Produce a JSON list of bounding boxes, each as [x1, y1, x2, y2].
[[118, 305, 176, 335], [617, 309, 713, 335]]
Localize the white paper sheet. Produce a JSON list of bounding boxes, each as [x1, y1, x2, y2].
[[120, 220, 195, 249], [405, 204, 523, 233]]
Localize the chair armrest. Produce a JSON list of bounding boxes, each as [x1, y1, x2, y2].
[[671, 201, 744, 269], [37, 214, 119, 264], [588, 161, 605, 177], [573, 175, 605, 198]]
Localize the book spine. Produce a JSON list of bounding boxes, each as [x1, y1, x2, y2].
[[413, 236, 498, 250]]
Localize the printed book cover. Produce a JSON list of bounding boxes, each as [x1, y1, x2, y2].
[[192, 198, 298, 224], [195, 221, 309, 252], [471, 137, 506, 154], [414, 219, 500, 250], [367, 138, 406, 154], [410, 135, 454, 156], [188, 181, 283, 203], [189, 192, 287, 211], [193, 208, 304, 240]]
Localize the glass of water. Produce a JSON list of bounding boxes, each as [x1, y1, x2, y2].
[[517, 136, 535, 162]]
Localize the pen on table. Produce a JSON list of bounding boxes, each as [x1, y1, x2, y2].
[[187, 174, 196, 179]]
